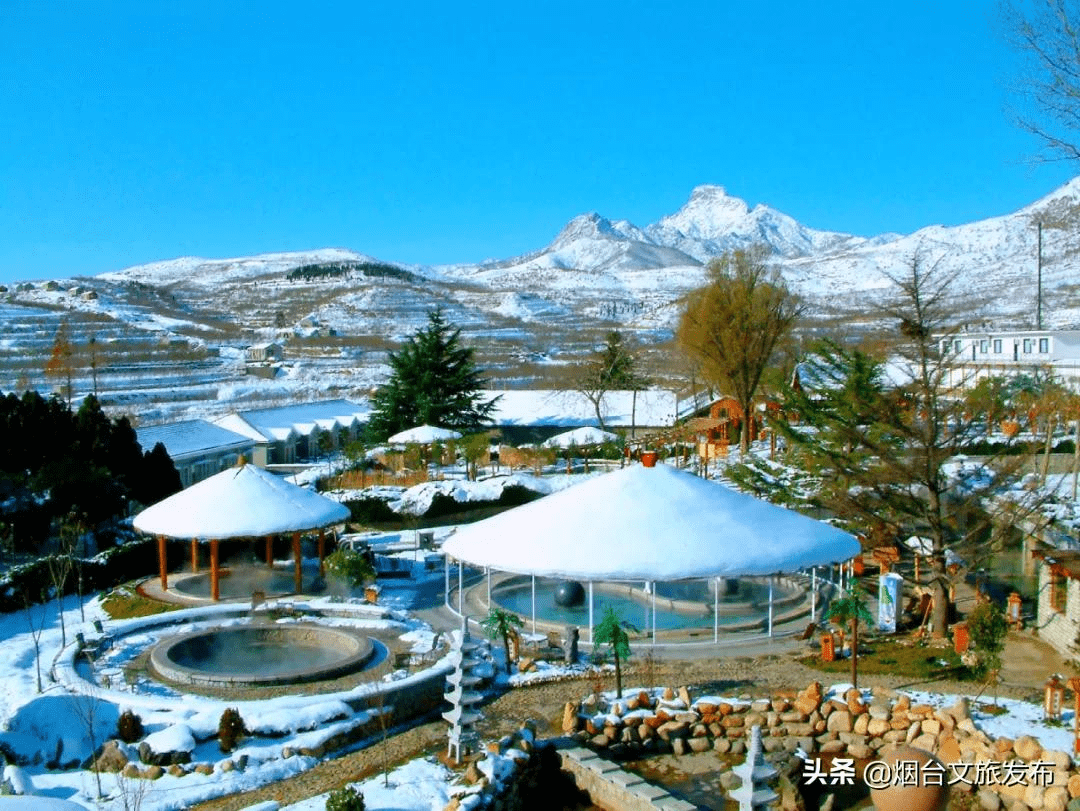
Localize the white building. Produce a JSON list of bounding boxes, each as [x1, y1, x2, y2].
[[213, 399, 368, 466], [940, 329, 1080, 390]]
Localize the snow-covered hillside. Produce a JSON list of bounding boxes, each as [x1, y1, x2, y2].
[[2, 178, 1079, 420]]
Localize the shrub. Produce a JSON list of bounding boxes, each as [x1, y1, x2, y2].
[[323, 548, 375, 589], [326, 785, 365, 811], [116, 709, 144, 743], [966, 600, 1008, 679], [218, 707, 246, 753]]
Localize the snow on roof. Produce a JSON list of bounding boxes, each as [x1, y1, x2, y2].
[[542, 426, 618, 448], [133, 462, 349, 539], [218, 399, 369, 442], [483, 389, 677, 427], [388, 424, 463, 443], [135, 419, 254, 460], [442, 462, 859, 580]]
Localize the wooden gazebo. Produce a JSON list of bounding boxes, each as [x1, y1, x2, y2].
[[133, 461, 350, 601]]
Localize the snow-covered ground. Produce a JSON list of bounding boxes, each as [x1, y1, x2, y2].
[[1, 453, 1079, 809]]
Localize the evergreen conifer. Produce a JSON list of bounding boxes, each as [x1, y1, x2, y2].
[[367, 310, 498, 440]]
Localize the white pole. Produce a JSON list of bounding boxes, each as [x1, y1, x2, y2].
[[714, 577, 720, 643], [811, 567, 817, 621], [458, 560, 463, 614], [644, 581, 649, 634], [651, 582, 657, 644], [531, 575, 536, 635], [444, 556, 450, 609], [768, 576, 774, 638], [486, 567, 491, 608], [588, 581, 594, 644]]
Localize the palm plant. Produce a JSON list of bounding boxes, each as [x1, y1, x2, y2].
[[593, 606, 632, 698], [827, 581, 873, 689], [481, 607, 523, 674]]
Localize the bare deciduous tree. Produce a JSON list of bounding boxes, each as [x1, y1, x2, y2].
[[775, 255, 1041, 638], [676, 246, 802, 455], [575, 330, 651, 432], [1005, 0, 1080, 162]]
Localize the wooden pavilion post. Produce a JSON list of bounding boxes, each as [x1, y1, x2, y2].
[[317, 529, 326, 577], [210, 539, 220, 601], [157, 535, 168, 591], [265, 535, 273, 568], [293, 531, 302, 594], [190, 539, 198, 573]]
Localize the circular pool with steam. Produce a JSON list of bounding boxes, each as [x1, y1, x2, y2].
[[149, 624, 377, 687]]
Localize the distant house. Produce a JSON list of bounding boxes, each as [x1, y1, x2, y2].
[[135, 419, 256, 488], [245, 342, 284, 363], [940, 329, 1080, 390], [213, 399, 368, 466]]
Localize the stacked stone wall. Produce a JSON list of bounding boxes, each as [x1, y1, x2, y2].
[[561, 683, 1080, 811]]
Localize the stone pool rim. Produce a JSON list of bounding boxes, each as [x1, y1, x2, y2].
[[149, 623, 377, 687]]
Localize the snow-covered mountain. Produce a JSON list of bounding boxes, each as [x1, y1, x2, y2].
[[3, 178, 1080, 420], [645, 184, 889, 261]]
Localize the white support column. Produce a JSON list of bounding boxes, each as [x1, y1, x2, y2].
[[768, 576, 774, 638], [531, 575, 536, 635], [444, 555, 450, 609], [486, 567, 491, 608], [811, 567, 817, 621], [588, 581, 594, 644], [714, 577, 720, 643], [458, 560, 463, 614]]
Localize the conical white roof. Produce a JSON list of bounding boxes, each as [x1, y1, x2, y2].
[[388, 424, 463, 443], [133, 463, 350, 540], [442, 463, 859, 580]]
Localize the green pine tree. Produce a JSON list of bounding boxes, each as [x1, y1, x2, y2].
[[366, 310, 499, 440]]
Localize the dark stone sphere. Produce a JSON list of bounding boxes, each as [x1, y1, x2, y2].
[[554, 580, 585, 607]]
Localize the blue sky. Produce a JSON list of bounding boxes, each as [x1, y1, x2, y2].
[[1, 1, 1076, 285]]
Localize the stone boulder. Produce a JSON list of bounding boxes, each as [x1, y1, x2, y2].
[[139, 724, 195, 766], [91, 740, 130, 773]]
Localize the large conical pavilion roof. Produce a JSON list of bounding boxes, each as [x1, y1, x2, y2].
[[442, 462, 858, 580], [133, 462, 349, 540]]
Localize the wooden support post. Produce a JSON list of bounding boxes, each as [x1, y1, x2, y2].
[[190, 538, 198, 573], [158, 535, 168, 591], [318, 529, 325, 577], [210, 539, 220, 602], [293, 532, 302, 594]]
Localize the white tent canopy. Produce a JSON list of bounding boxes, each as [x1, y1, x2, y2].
[[442, 462, 859, 581], [133, 462, 349, 540], [541, 427, 618, 448], [387, 424, 463, 444]]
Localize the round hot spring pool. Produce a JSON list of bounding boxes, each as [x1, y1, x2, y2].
[[149, 624, 377, 687]]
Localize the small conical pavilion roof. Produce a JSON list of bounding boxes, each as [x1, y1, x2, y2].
[[387, 424, 463, 444], [133, 462, 349, 540], [442, 462, 859, 581]]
